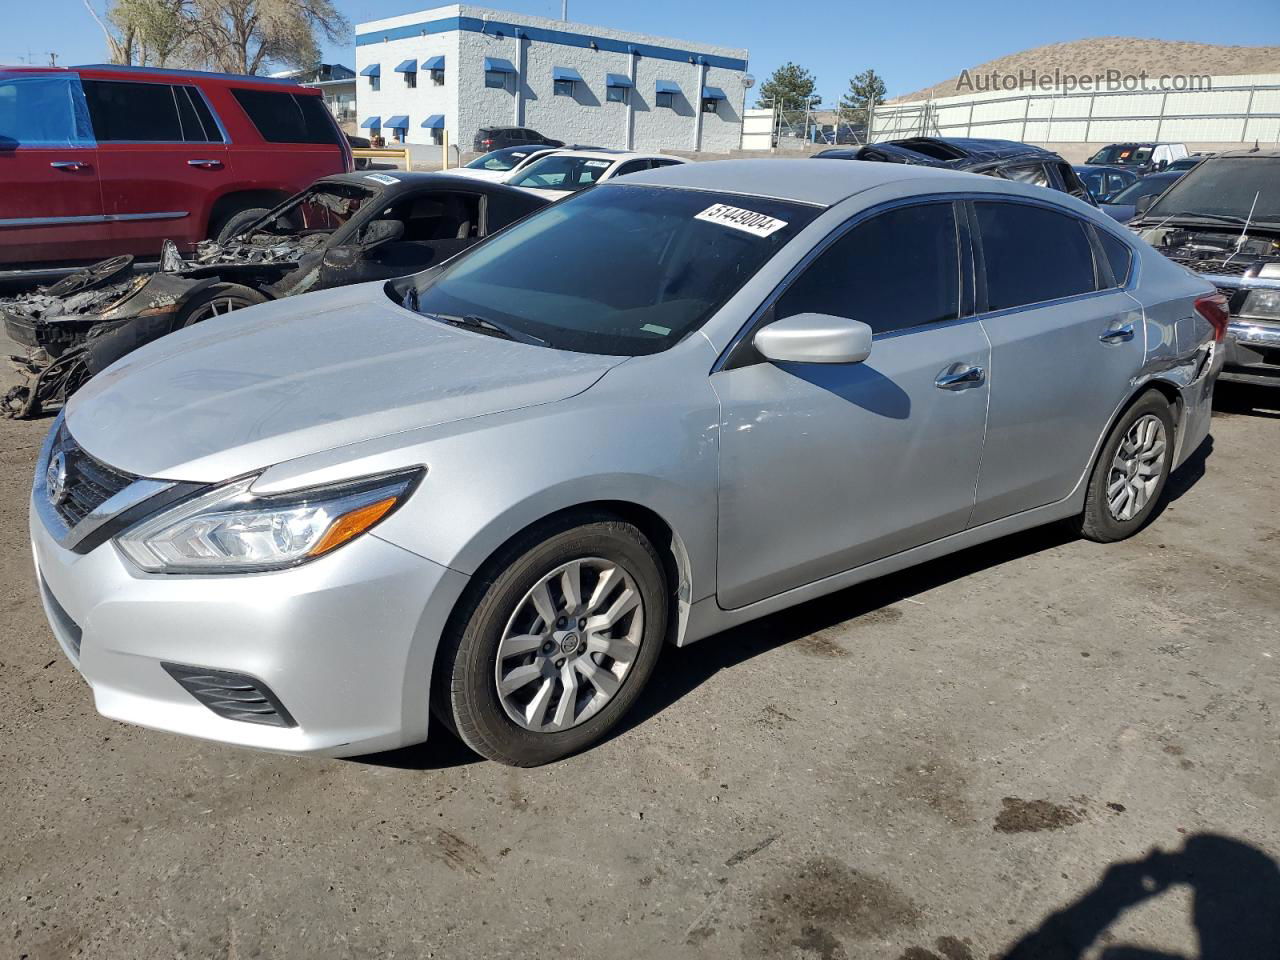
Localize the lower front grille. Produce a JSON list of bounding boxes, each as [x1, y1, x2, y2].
[[38, 574, 82, 659], [162, 663, 297, 728]]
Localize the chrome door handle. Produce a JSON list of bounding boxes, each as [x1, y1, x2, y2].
[[935, 364, 986, 390], [187, 159, 223, 169], [50, 161, 90, 171], [1100, 323, 1135, 344]]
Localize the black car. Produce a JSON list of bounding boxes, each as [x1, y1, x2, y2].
[[813, 137, 1096, 205], [1098, 171, 1184, 223], [2, 173, 549, 417], [1130, 149, 1280, 387], [1084, 142, 1186, 177], [472, 126, 563, 153], [1073, 164, 1140, 204]]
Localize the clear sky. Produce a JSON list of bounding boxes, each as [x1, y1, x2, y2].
[[5, 0, 1279, 105]]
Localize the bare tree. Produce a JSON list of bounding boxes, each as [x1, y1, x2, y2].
[[81, 0, 132, 64], [185, 0, 350, 75], [110, 0, 190, 66]]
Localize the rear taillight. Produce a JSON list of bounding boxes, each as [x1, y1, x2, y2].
[[1195, 292, 1230, 343]]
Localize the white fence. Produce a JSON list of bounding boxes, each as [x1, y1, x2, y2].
[[871, 73, 1280, 145]]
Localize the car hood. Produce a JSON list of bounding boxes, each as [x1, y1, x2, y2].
[[65, 283, 624, 482]]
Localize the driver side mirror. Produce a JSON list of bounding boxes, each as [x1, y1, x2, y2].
[[359, 218, 405, 250], [754, 313, 873, 364], [1154, 159, 1168, 171], [1133, 193, 1157, 217]]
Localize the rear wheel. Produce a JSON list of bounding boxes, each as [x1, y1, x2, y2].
[[435, 515, 668, 766], [174, 283, 268, 330], [1075, 391, 1176, 542]]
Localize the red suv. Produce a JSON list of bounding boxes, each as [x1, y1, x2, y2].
[[0, 64, 352, 270]]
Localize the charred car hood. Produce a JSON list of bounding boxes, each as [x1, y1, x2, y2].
[[65, 283, 624, 482]]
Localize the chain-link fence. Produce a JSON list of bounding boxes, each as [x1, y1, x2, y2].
[[752, 98, 870, 149]]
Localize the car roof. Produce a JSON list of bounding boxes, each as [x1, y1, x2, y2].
[[1206, 147, 1280, 160], [318, 171, 537, 197], [618, 157, 1003, 207], [1073, 163, 1135, 172]]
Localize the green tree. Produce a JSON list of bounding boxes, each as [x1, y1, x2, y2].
[[110, 0, 189, 65], [840, 68, 887, 124], [757, 62, 819, 111]]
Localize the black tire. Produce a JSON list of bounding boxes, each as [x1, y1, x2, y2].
[[212, 207, 269, 243], [173, 283, 268, 330], [1075, 390, 1176, 543], [434, 514, 669, 766]]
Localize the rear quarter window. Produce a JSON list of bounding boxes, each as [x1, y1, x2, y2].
[[1096, 228, 1133, 287], [230, 88, 338, 144]]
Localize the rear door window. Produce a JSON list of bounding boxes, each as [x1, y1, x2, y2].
[[975, 201, 1098, 310], [82, 79, 182, 142], [230, 88, 338, 144], [776, 202, 961, 335]]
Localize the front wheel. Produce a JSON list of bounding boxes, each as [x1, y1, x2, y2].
[[435, 516, 668, 766], [173, 283, 268, 330], [1075, 391, 1176, 542]]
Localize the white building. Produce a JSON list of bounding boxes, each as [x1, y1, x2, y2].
[[354, 4, 749, 153]]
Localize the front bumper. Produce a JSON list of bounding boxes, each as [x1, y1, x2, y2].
[[31, 489, 470, 757], [1221, 321, 1280, 387]]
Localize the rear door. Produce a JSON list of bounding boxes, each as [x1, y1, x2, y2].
[[82, 77, 230, 254], [969, 199, 1145, 525], [0, 71, 108, 265]]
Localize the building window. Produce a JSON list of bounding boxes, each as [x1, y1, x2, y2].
[[656, 91, 674, 109], [431, 69, 444, 86], [430, 128, 443, 145], [606, 85, 628, 103], [404, 71, 417, 88], [701, 98, 718, 113], [553, 78, 575, 97], [485, 71, 507, 90], [370, 75, 380, 92]]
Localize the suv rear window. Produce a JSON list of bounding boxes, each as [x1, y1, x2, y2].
[[231, 88, 338, 144]]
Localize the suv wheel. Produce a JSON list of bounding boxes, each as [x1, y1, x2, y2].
[[435, 515, 668, 766]]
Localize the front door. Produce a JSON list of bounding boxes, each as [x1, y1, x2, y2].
[[713, 201, 991, 610], [969, 199, 1147, 525], [0, 72, 108, 266]]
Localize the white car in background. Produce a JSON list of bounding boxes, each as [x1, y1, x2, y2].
[[506, 150, 687, 199], [447, 145, 569, 182]]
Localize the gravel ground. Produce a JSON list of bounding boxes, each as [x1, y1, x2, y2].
[[1, 351, 1277, 959]]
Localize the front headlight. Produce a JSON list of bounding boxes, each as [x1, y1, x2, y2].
[[1240, 288, 1280, 321], [116, 469, 422, 574]]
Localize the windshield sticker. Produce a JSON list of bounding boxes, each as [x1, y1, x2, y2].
[[364, 173, 400, 185], [640, 323, 671, 335], [695, 203, 789, 238], [584, 160, 610, 168]]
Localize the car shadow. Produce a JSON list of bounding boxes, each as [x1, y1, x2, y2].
[[356, 437, 1214, 771], [1214, 382, 1280, 419], [990, 833, 1280, 960]]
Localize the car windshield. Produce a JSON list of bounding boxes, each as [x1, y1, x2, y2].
[[1078, 169, 1105, 196], [1112, 175, 1179, 205], [509, 155, 614, 192], [1088, 145, 1152, 165], [401, 185, 818, 355], [465, 147, 531, 171], [251, 182, 374, 236], [1145, 157, 1280, 223]]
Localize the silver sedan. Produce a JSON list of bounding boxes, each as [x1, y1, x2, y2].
[[31, 159, 1223, 765]]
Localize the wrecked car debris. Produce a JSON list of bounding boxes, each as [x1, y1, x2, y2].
[[2, 174, 548, 418]]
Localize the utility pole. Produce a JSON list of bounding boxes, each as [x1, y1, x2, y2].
[[561, 0, 567, 19], [47, 51, 59, 66]]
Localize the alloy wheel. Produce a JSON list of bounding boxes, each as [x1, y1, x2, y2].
[[495, 557, 644, 733], [1107, 413, 1168, 522]]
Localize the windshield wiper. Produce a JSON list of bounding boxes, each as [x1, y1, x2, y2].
[[426, 312, 548, 347]]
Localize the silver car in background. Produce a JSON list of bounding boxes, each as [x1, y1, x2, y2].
[[30, 160, 1223, 766]]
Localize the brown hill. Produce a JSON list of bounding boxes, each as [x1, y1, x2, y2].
[[894, 37, 1280, 102]]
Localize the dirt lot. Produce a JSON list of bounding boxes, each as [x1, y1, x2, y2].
[[1, 369, 1277, 960]]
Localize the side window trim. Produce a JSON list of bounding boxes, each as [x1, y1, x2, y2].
[[718, 195, 974, 372], [967, 197, 1116, 317]]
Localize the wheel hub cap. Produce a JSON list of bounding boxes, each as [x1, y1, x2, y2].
[[1107, 414, 1168, 522], [495, 557, 644, 733]]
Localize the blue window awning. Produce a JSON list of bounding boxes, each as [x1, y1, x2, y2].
[[552, 66, 582, 83], [702, 86, 727, 101], [423, 55, 445, 71], [606, 73, 633, 88], [421, 114, 445, 129], [360, 64, 380, 77], [394, 59, 417, 73], [385, 115, 410, 129], [360, 116, 381, 129], [484, 57, 516, 74], [656, 80, 680, 95]]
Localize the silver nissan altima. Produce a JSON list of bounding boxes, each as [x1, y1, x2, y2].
[[31, 159, 1223, 766]]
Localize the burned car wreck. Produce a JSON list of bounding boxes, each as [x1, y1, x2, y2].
[[1132, 149, 1280, 387], [2, 173, 548, 417]]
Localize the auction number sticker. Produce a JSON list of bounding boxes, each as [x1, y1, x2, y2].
[[364, 173, 400, 185], [584, 160, 610, 168], [695, 203, 788, 238]]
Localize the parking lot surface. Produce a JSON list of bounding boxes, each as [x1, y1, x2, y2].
[[1, 372, 1277, 959]]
